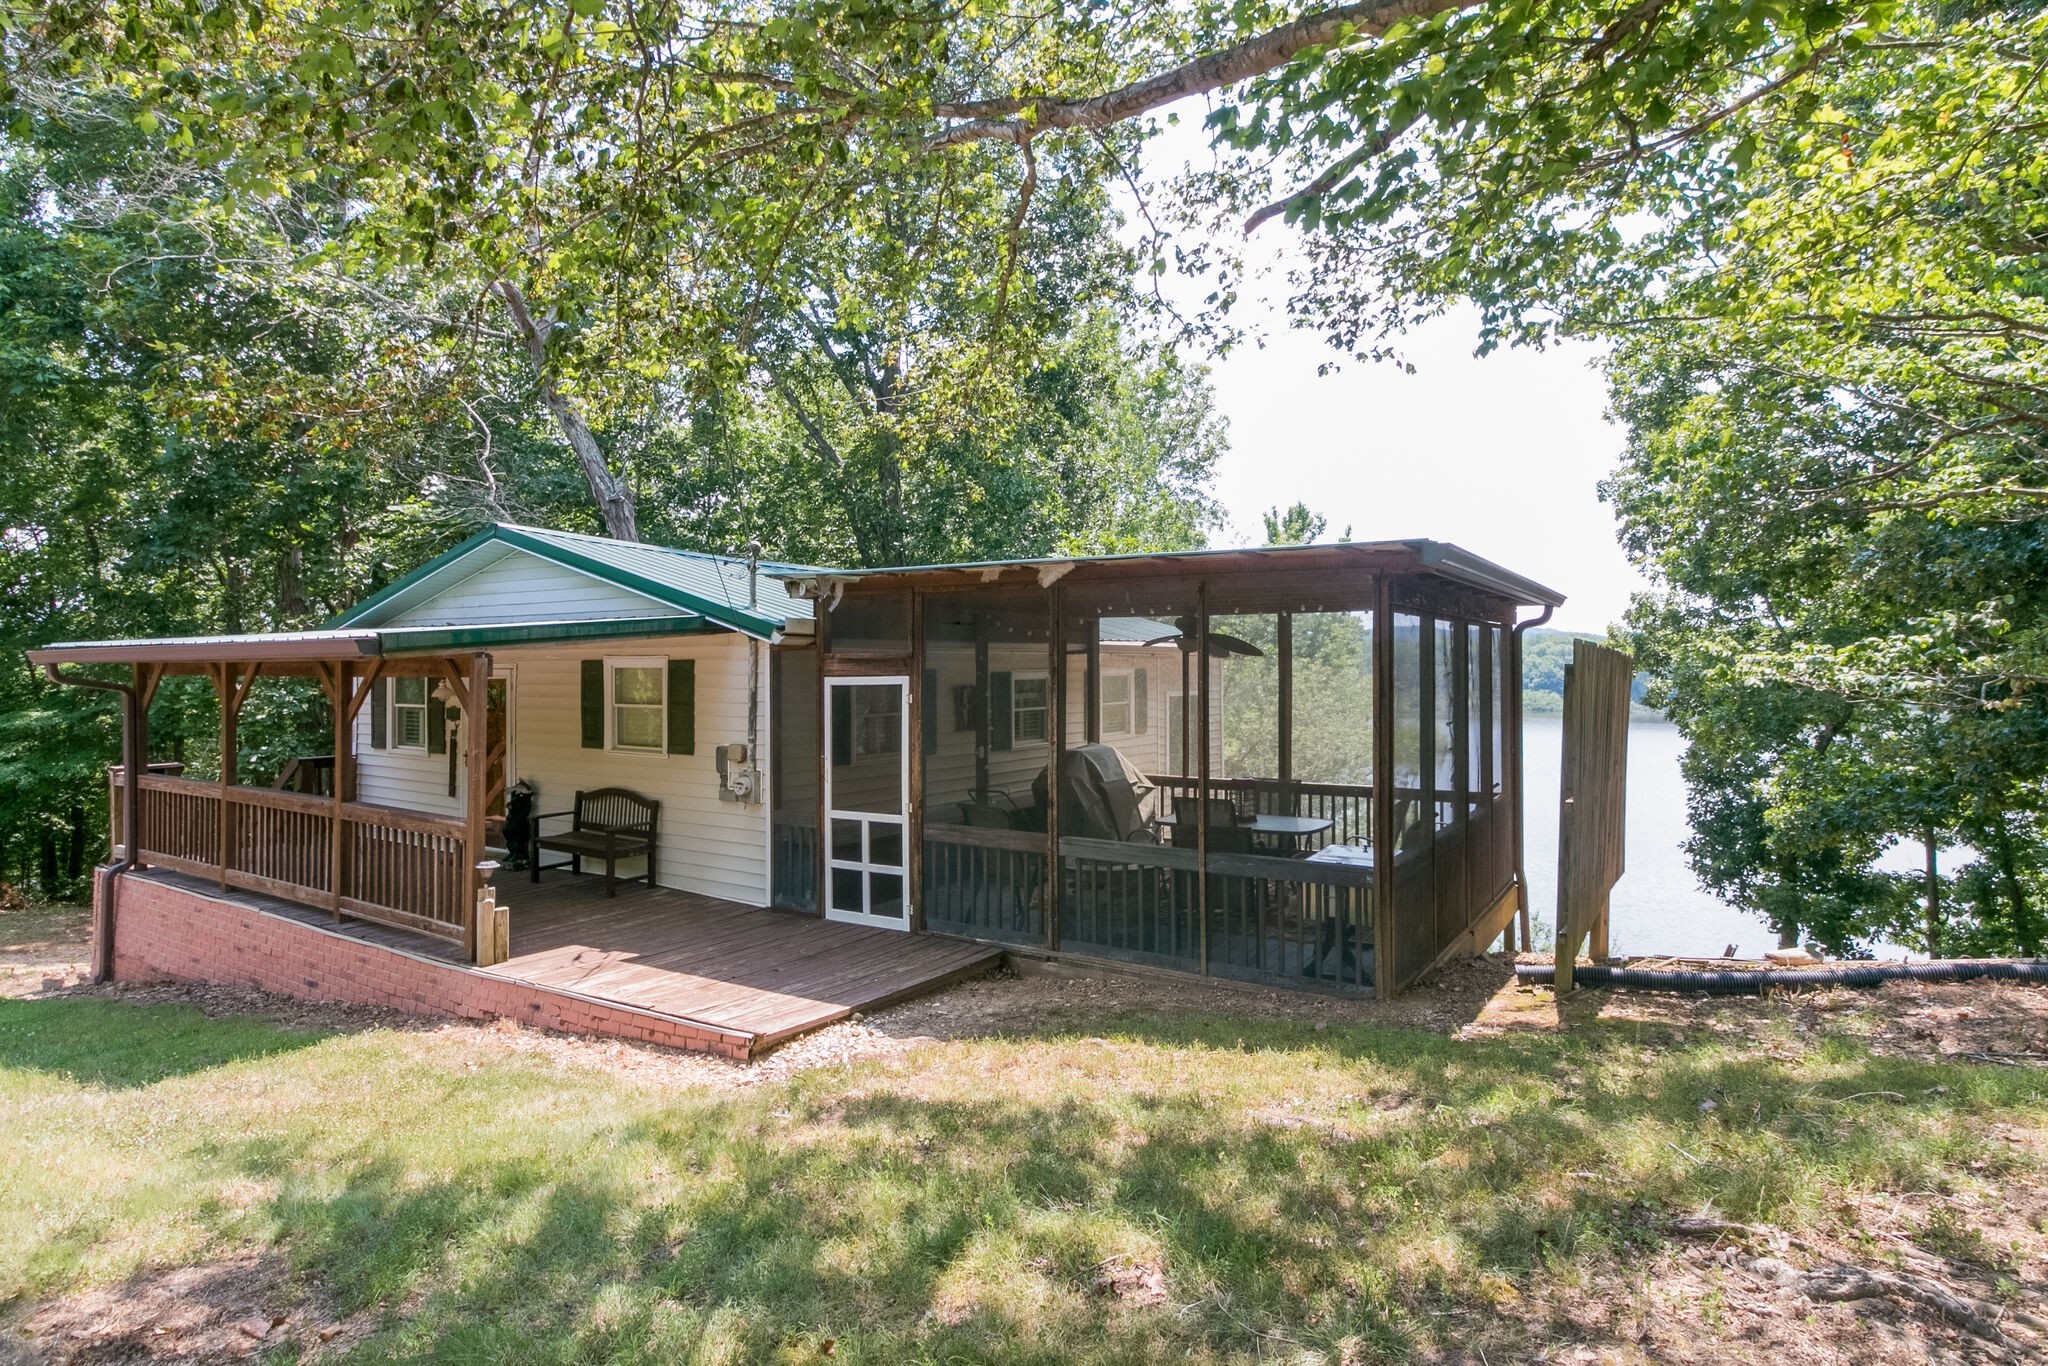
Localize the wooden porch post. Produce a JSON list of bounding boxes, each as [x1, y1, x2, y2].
[[324, 661, 351, 919], [1046, 586, 1065, 952], [1277, 611, 1293, 788], [464, 651, 491, 962], [214, 663, 236, 889], [1371, 579, 1398, 999], [126, 663, 159, 870], [907, 590, 925, 935], [1195, 580, 1210, 977], [209, 662, 258, 889]]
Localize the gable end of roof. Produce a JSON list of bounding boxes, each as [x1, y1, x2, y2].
[[330, 524, 805, 637]]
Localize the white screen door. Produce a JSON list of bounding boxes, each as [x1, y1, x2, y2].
[[823, 676, 911, 929]]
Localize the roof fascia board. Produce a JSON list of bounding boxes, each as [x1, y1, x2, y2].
[[377, 615, 709, 653], [326, 529, 510, 627], [27, 633, 383, 665], [493, 526, 785, 639], [1416, 543, 1568, 609]]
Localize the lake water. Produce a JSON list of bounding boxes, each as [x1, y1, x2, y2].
[[1520, 716, 1780, 958]]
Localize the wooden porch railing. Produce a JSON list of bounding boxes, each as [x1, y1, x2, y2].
[[1143, 775, 1374, 850], [113, 771, 470, 944]]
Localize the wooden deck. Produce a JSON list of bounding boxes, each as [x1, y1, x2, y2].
[[143, 867, 1001, 1054], [480, 873, 1001, 1049]]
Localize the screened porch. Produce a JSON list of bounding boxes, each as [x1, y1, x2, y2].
[[769, 542, 1558, 997]]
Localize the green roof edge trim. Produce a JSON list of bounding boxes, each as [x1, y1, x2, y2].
[[377, 615, 707, 654], [327, 525, 788, 637], [326, 527, 503, 628]]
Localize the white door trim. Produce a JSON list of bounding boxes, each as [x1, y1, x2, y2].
[[822, 675, 912, 930]]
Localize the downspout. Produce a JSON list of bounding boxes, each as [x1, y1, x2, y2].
[[1508, 606, 1554, 952], [41, 663, 141, 983], [745, 542, 763, 782]]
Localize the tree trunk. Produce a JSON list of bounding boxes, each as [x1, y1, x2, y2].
[[491, 279, 639, 540], [1994, 820, 2039, 957], [66, 804, 87, 882], [1922, 830, 1941, 959]]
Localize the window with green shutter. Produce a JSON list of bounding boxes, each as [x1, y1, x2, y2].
[[667, 659, 695, 755]]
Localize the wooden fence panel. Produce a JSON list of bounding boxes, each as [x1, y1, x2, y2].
[[1554, 639, 1633, 991]]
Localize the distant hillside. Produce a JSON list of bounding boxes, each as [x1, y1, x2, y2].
[[1521, 628, 1655, 717]]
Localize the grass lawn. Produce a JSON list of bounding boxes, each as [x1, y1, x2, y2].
[[2, 963, 2046, 1363]]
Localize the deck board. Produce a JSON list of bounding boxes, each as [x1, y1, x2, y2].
[[487, 873, 1001, 1047], [139, 866, 1001, 1053]]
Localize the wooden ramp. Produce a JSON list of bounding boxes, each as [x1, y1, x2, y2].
[[482, 872, 1002, 1051]]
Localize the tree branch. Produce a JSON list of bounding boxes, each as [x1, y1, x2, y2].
[[921, 0, 1470, 150], [1244, 108, 1422, 232], [491, 278, 639, 540], [991, 137, 1039, 332]]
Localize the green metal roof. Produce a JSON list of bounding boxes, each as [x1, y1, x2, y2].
[[26, 616, 710, 667], [329, 524, 815, 638], [328, 523, 1560, 646], [770, 538, 1565, 608]]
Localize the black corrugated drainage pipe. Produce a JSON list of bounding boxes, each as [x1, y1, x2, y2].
[[1516, 960, 2048, 994]]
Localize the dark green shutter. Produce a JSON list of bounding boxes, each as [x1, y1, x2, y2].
[[369, 678, 388, 749], [1133, 668, 1148, 733], [426, 693, 447, 754], [990, 671, 1013, 751], [831, 686, 853, 767], [667, 659, 695, 755], [922, 670, 939, 756], [580, 660, 604, 749]]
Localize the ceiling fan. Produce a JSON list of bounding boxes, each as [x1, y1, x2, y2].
[[1141, 614, 1264, 659]]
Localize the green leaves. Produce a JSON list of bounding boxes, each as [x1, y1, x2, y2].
[[1597, 2, 2048, 954]]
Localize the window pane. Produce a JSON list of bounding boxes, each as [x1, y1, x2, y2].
[[832, 818, 863, 861], [1014, 677, 1047, 707], [831, 868, 865, 913], [616, 707, 663, 749], [395, 677, 426, 705], [869, 872, 904, 918], [615, 665, 663, 705], [868, 821, 903, 868], [398, 709, 424, 748]]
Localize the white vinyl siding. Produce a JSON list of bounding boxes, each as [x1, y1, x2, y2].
[[383, 548, 675, 626], [1063, 649, 1221, 778], [353, 635, 770, 906]]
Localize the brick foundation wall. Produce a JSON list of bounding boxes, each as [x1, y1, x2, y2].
[[99, 872, 755, 1059]]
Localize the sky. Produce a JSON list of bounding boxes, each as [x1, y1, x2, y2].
[[1138, 118, 1655, 635]]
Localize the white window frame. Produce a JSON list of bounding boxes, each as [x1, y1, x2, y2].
[[1099, 668, 1135, 735], [391, 676, 430, 753], [607, 656, 667, 754], [1011, 670, 1049, 743]]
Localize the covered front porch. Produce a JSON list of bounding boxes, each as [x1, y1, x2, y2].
[[39, 617, 719, 974]]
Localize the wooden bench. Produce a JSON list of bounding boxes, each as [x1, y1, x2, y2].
[[531, 788, 660, 896]]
